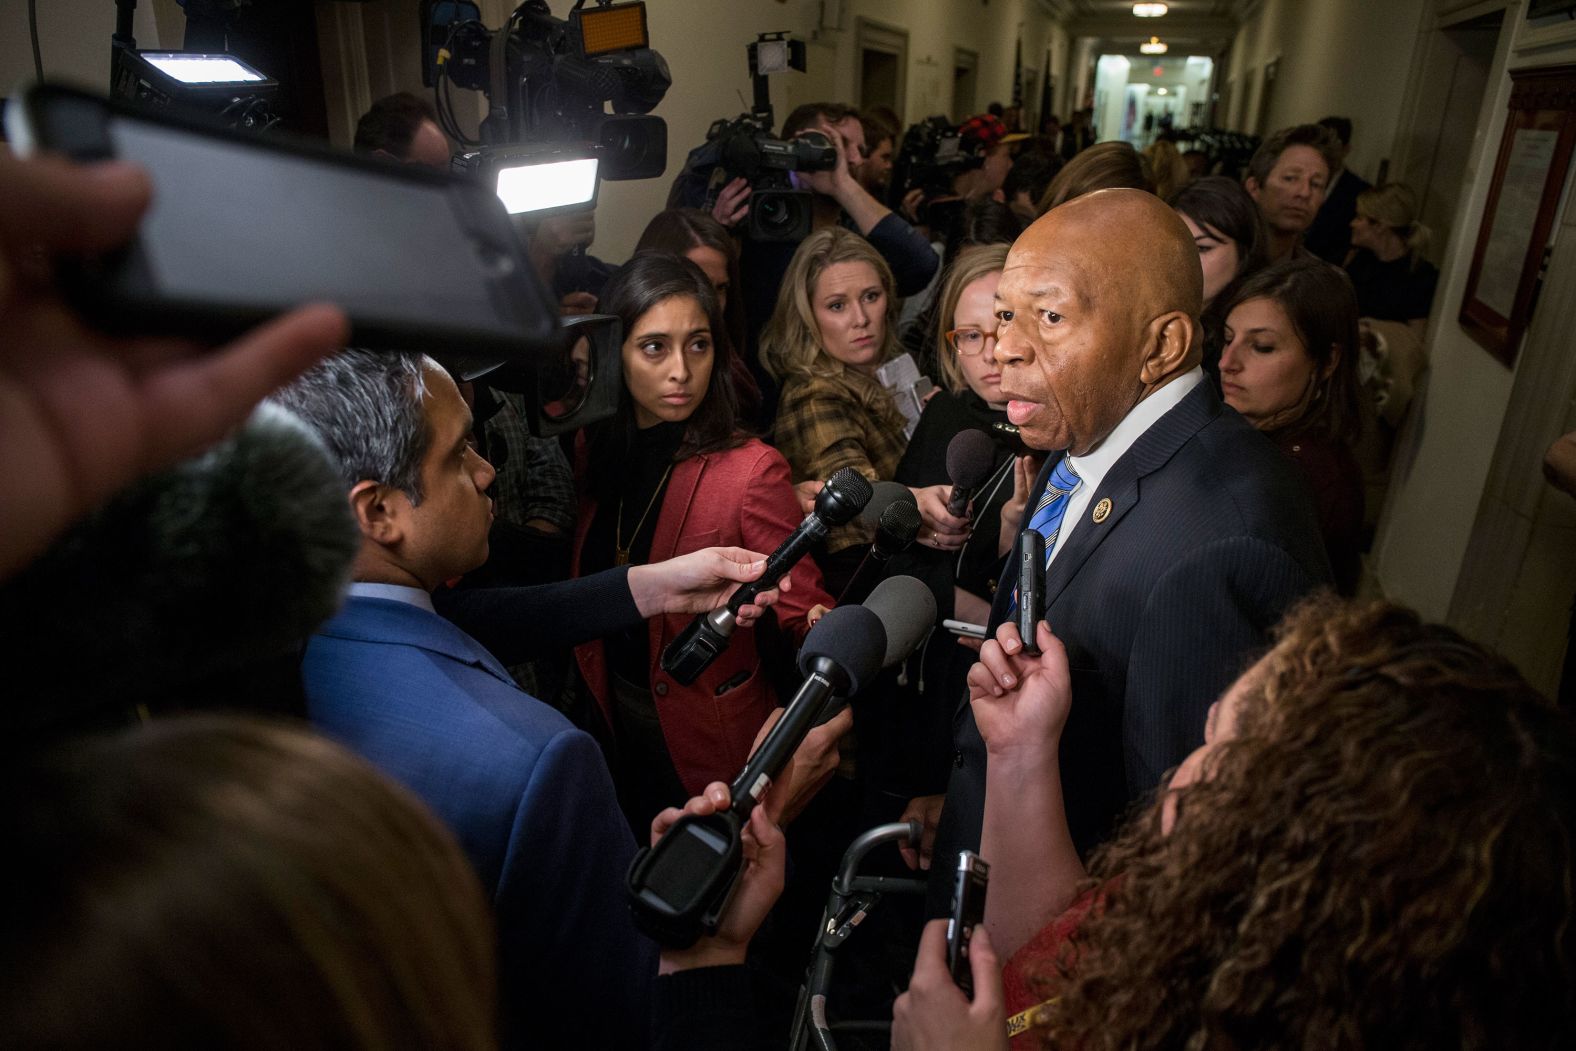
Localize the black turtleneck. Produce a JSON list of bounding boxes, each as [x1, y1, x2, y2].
[[584, 420, 687, 681]]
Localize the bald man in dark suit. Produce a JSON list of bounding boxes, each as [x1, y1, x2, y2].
[[921, 189, 1330, 908]]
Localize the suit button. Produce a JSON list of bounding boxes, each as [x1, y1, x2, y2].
[[655, 682, 669, 697], [954, 749, 965, 768]]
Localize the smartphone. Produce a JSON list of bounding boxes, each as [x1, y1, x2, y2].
[[946, 850, 990, 998], [6, 82, 560, 375], [942, 618, 987, 640], [1016, 530, 1046, 656]]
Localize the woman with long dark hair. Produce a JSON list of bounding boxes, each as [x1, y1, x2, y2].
[[635, 208, 762, 422], [1219, 258, 1365, 593], [573, 252, 837, 830]]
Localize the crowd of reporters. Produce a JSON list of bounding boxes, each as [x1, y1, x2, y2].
[[2, 86, 1574, 1051]]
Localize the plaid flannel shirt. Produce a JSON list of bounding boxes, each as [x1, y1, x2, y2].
[[773, 367, 909, 553]]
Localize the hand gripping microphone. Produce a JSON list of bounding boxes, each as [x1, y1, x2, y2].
[[628, 603, 886, 947], [836, 499, 922, 606], [660, 467, 873, 685], [944, 429, 998, 518]]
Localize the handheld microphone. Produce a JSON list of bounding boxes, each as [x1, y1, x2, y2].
[[863, 574, 939, 669], [660, 467, 873, 685], [859, 480, 919, 528], [628, 604, 886, 947], [944, 430, 997, 518], [1015, 530, 1046, 657], [815, 573, 937, 726], [0, 404, 359, 742], [837, 499, 922, 605]]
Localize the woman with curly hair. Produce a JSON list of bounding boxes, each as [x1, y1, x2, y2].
[[892, 596, 1576, 1051]]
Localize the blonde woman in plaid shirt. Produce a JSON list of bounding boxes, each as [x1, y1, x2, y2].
[[762, 227, 910, 569]]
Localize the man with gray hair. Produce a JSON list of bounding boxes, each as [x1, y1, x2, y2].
[[272, 348, 798, 1049]]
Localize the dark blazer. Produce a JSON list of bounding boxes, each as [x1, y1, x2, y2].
[[302, 596, 654, 1050], [1305, 166, 1371, 264], [928, 381, 1329, 909]]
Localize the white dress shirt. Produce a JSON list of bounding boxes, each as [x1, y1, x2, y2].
[[347, 581, 435, 613], [1047, 367, 1204, 569]]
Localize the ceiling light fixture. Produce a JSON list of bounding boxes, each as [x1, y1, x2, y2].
[[1133, 3, 1169, 16], [1140, 36, 1168, 54]]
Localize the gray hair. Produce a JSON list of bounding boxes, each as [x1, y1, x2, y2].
[[268, 349, 431, 504]]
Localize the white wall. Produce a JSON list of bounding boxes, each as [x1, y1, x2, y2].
[[1223, 0, 1429, 183], [0, 0, 180, 97]]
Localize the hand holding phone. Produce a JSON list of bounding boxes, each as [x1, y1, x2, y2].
[[1015, 531, 1046, 656], [946, 850, 990, 998]]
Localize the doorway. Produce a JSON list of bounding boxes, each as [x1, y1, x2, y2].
[[857, 19, 908, 116], [1395, 12, 1504, 262], [954, 49, 979, 122]]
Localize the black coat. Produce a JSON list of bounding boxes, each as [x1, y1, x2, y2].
[[872, 390, 1015, 802], [1305, 166, 1371, 265], [927, 381, 1330, 912]]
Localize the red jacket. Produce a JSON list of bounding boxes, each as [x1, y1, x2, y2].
[[573, 438, 835, 795]]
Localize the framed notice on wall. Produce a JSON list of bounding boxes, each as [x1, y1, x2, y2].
[[1460, 66, 1576, 367]]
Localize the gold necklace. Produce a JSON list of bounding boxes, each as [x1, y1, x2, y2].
[[614, 462, 673, 567]]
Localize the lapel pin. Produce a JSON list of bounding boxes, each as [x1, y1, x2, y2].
[[1092, 498, 1112, 523]]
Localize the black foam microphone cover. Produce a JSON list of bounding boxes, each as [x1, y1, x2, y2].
[[945, 429, 997, 516], [0, 404, 359, 740], [796, 603, 886, 698], [863, 574, 938, 668], [875, 499, 922, 557], [818, 467, 875, 526], [859, 480, 919, 527]]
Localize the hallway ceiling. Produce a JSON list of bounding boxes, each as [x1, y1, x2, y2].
[[1061, 0, 1239, 58]]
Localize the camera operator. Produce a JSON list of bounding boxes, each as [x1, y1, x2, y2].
[[739, 102, 938, 421]]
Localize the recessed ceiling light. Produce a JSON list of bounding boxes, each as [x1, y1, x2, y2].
[[1139, 36, 1168, 54], [1156, 87, 1168, 95], [1134, 3, 1169, 16]]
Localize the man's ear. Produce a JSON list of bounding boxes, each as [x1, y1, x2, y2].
[[1243, 176, 1262, 201], [1139, 311, 1197, 386], [348, 480, 406, 548]]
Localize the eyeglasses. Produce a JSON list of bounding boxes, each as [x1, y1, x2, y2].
[[945, 328, 998, 356]]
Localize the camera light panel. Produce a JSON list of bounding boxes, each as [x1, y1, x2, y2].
[[494, 157, 600, 214], [140, 53, 268, 85]]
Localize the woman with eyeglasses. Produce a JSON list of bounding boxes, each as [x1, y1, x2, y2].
[[878, 245, 1043, 848]]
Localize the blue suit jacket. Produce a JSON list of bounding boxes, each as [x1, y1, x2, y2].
[[302, 596, 654, 1050], [929, 382, 1331, 909]]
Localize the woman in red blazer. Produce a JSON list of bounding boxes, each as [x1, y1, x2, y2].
[[573, 252, 835, 829]]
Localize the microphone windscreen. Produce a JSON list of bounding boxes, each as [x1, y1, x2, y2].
[[859, 480, 919, 527], [946, 429, 998, 490], [877, 499, 922, 549], [818, 467, 875, 526], [797, 603, 885, 696], [863, 575, 938, 667], [0, 403, 359, 737]]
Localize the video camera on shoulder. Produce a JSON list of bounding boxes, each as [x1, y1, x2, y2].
[[675, 31, 833, 242], [890, 115, 978, 230]]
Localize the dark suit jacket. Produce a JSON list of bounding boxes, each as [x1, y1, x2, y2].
[[1305, 166, 1371, 264], [928, 382, 1330, 910], [302, 596, 655, 1050]]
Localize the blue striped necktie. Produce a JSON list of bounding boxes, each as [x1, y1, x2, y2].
[[1026, 457, 1082, 567]]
